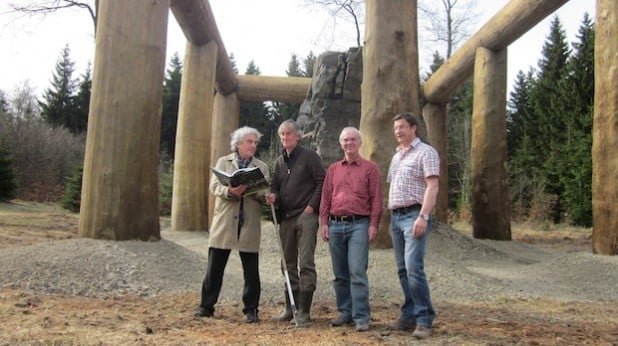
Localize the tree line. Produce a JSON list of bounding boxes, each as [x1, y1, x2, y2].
[[0, 12, 595, 228], [0, 46, 316, 213]]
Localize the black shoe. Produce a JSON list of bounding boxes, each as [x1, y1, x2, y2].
[[245, 309, 259, 323], [194, 306, 213, 318]]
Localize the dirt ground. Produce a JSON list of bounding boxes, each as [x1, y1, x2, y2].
[[1, 201, 617, 345]]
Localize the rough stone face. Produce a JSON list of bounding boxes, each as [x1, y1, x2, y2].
[[296, 48, 363, 167]]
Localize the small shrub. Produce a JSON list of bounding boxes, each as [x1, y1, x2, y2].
[[61, 165, 83, 212]]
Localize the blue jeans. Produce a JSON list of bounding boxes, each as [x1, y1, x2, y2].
[[390, 210, 435, 327], [328, 218, 370, 324]]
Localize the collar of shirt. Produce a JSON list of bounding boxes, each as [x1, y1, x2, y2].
[[283, 146, 298, 162], [396, 137, 421, 155], [342, 157, 361, 166]]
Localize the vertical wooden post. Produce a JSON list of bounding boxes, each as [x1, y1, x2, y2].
[[471, 47, 511, 240], [171, 41, 217, 232], [208, 92, 240, 228], [79, 0, 169, 240], [424, 102, 449, 222], [360, 0, 420, 248], [592, 0, 618, 255]]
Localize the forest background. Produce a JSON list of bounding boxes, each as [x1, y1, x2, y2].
[[0, 0, 595, 230]]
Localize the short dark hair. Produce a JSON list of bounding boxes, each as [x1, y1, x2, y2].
[[392, 112, 418, 128]]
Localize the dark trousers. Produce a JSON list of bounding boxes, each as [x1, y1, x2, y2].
[[199, 247, 260, 314]]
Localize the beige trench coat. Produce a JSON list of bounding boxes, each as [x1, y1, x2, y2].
[[208, 153, 269, 253]]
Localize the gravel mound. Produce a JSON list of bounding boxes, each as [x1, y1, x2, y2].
[[1, 223, 616, 304]]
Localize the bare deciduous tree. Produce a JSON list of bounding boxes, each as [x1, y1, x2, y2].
[[304, 0, 364, 47], [8, 0, 98, 35], [419, 0, 478, 58]]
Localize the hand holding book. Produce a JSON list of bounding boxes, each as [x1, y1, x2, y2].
[[210, 166, 270, 196]]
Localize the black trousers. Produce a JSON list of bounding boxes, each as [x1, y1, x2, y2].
[[199, 247, 260, 314]]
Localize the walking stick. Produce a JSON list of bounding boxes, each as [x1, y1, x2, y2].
[[270, 203, 299, 327]]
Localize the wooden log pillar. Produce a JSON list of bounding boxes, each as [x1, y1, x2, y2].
[[79, 0, 169, 240], [592, 0, 618, 255], [208, 92, 240, 228], [171, 41, 217, 232], [470, 47, 511, 240], [360, 0, 420, 248], [423, 102, 448, 222]]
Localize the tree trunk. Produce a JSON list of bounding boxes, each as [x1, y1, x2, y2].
[[424, 102, 448, 222], [171, 41, 217, 232], [208, 92, 240, 228], [592, 0, 618, 255], [471, 47, 511, 240], [79, 0, 169, 240], [360, 0, 420, 248]]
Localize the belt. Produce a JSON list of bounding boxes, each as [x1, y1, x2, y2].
[[329, 215, 369, 223], [392, 204, 422, 214]]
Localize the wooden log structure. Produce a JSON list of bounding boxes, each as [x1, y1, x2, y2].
[[237, 75, 310, 103], [171, 41, 217, 232], [360, 0, 420, 248], [170, 0, 237, 94], [423, 0, 569, 103], [79, 0, 169, 240], [470, 47, 511, 240], [592, 0, 618, 255], [208, 92, 240, 228], [423, 102, 448, 222]]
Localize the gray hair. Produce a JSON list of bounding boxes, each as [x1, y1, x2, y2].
[[230, 126, 262, 152], [339, 126, 362, 142], [278, 119, 303, 137]]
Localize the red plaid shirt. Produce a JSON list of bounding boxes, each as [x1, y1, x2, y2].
[[320, 157, 383, 228], [387, 138, 440, 209]]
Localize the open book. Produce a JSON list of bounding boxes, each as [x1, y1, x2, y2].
[[210, 166, 270, 196]]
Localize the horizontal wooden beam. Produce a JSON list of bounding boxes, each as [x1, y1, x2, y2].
[[423, 0, 569, 103], [236, 75, 310, 103], [170, 0, 237, 95]]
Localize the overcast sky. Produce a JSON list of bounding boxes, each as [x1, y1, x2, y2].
[[0, 0, 595, 98]]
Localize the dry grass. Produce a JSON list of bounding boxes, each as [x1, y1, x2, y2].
[[0, 201, 615, 345]]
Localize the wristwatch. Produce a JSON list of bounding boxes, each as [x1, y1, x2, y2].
[[420, 214, 430, 222]]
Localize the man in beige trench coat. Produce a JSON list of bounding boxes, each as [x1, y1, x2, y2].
[[194, 126, 269, 323]]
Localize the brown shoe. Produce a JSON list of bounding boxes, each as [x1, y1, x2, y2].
[[412, 325, 432, 338], [385, 319, 415, 331]]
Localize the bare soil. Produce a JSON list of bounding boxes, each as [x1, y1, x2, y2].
[[1, 201, 617, 345]]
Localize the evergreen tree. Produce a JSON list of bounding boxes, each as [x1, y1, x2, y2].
[[61, 164, 83, 212], [303, 51, 316, 77], [528, 16, 571, 222], [71, 63, 92, 134], [507, 68, 539, 217], [555, 13, 594, 226], [271, 55, 304, 134], [507, 68, 536, 157], [239, 61, 271, 156], [0, 137, 17, 201], [160, 53, 182, 158], [40, 45, 78, 129]]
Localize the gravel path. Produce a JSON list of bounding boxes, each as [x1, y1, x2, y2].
[[1, 222, 616, 305]]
